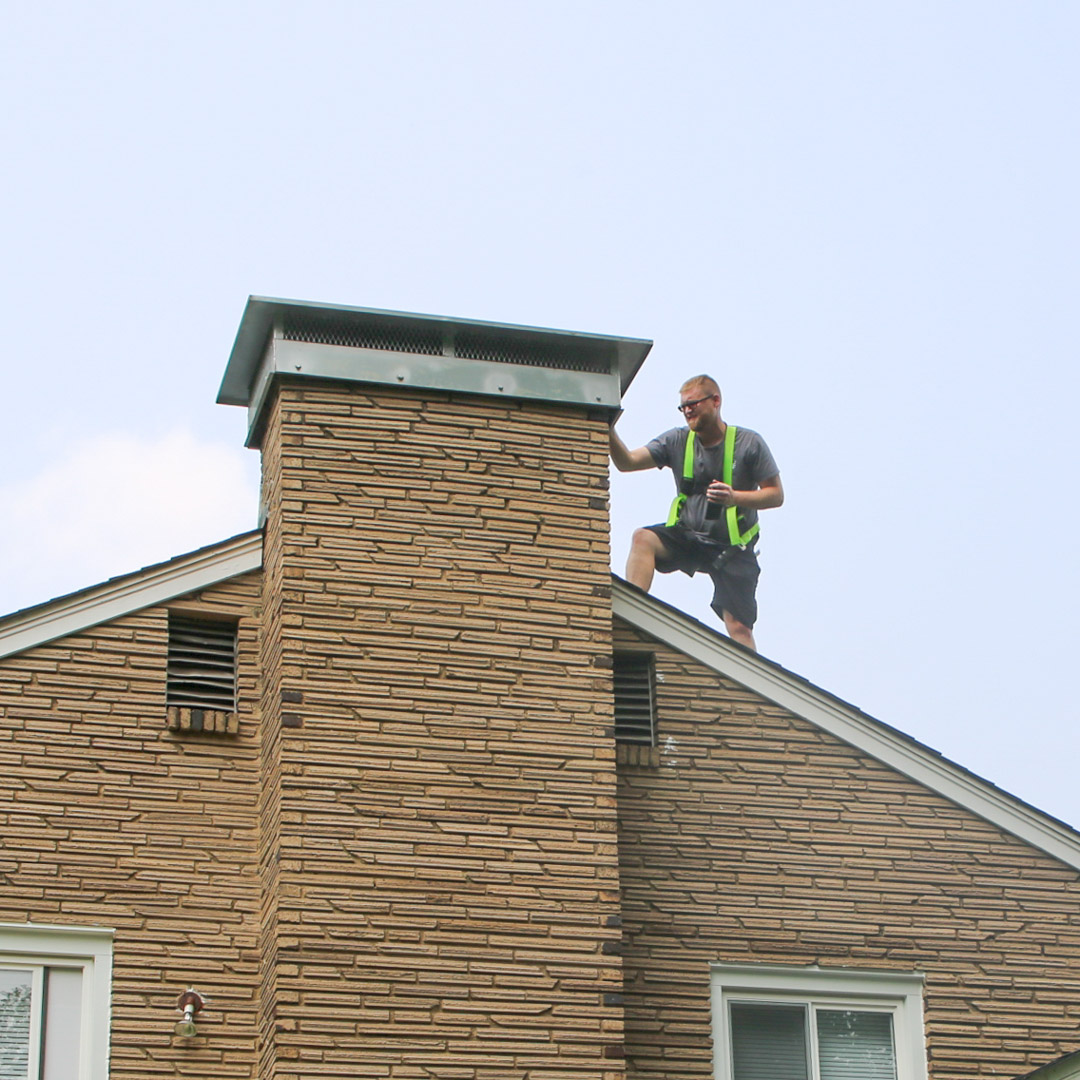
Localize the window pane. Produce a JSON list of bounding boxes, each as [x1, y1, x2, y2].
[[731, 1003, 809, 1080], [817, 1009, 897, 1080], [42, 968, 82, 1080], [0, 969, 32, 1080]]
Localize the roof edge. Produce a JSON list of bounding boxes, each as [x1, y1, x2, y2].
[[1017, 1050, 1080, 1080], [0, 531, 264, 660], [612, 577, 1080, 874]]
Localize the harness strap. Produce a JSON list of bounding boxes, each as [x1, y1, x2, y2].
[[665, 430, 696, 526], [665, 426, 761, 548], [724, 424, 759, 548]]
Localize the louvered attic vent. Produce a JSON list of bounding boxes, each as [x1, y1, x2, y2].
[[166, 616, 238, 711], [613, 652, 657, 745]]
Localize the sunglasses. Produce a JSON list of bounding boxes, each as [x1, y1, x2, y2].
[[677, 395, 715, 415]]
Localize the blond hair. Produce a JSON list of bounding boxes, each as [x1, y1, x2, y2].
[[680, 375, 720, 400]]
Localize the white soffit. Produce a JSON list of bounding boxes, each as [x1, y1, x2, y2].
[[612, 578, 1080, 874], [0, 532, 263, 661]]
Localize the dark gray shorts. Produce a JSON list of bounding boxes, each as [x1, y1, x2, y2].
[[645, 523, 761, 628]]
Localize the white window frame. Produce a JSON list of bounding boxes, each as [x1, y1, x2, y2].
[[0, 923, 113, 1080], [711, 962, 927, 1080]]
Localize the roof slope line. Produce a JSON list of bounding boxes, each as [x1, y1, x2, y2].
[[1016, 1048, 1080, 1080], [612, 578, 1080, 874], [0, 532, 263, 661]]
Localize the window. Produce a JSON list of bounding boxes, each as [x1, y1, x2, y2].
[[613, 652, 656, 745], [166, 614, 237, 712], [0, 924, 112, 1080], [711, 964, 927, 1080]]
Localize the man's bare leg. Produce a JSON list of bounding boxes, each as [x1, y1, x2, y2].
[[629, 532, 758, 651], [722, 610, 756, 652], [626, 528, 668, 592]]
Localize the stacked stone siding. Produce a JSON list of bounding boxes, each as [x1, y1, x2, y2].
[[0, 573, 261, 1078], [613, 620, 1080, 1079], [256, 381, 624, 1079], [258, 396, 286, 1080]]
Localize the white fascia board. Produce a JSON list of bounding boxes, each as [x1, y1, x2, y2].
[[0, 533, 263, 661], [612, 579, 1080, 874]]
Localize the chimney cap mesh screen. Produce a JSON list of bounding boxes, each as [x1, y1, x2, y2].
[[452, 330, 609, 373], [167, 616, 238, 711], [283, 311, 444, 355], [614, 652, 657, 745], [281, 311, 612, 374]]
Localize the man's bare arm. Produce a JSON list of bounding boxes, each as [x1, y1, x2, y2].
[[609, 427, 657, 472], [706, 473, 784, 510]]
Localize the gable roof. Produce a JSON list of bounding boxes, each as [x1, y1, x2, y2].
[[612, 578, 1080, 874], [3, 536, 1078, 875], [0, 531, 262, 660]]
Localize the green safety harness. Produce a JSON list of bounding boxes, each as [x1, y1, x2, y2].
[[665, 425, 760, 548]]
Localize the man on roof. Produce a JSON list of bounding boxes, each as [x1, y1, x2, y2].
[[610, 375, 783, 652]]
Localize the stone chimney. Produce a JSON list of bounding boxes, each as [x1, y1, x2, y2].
[[218, 298, 651, 1078]]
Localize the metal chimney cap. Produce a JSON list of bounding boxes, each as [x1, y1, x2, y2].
[[217, 295, 653, 408]]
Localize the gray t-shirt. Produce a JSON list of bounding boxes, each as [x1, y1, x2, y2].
[[647, 425, 780, 543]]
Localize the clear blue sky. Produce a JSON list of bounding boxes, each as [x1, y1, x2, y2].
[[3, 2, 1078, 824]]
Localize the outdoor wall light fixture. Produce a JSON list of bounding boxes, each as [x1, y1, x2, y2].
[[175, 989, 206, 1037]]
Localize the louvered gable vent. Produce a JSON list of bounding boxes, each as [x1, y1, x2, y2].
[[613, 652, 656, 745], [167, 616, 238, 711]]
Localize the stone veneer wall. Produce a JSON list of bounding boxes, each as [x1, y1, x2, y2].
[[613, 620, 1080, 1080], [0, 572, 262, 1078], [255, 380, 625, 1079], [259, 394, 287, 1080]]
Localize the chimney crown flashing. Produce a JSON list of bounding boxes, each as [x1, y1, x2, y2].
[[218, 297, 652, 445]]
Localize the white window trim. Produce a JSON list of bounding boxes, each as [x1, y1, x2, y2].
[[711, 962, 927, 1080], [0, 923, 114, 1080]]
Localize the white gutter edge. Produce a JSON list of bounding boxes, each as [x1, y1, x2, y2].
[[0, 533, 263, 660]]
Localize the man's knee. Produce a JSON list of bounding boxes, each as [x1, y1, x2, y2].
[[630, 528, 666, 561], [626, 528, 667, 593], [630, 527, 660, 550], [722, 610, 756, 649]]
